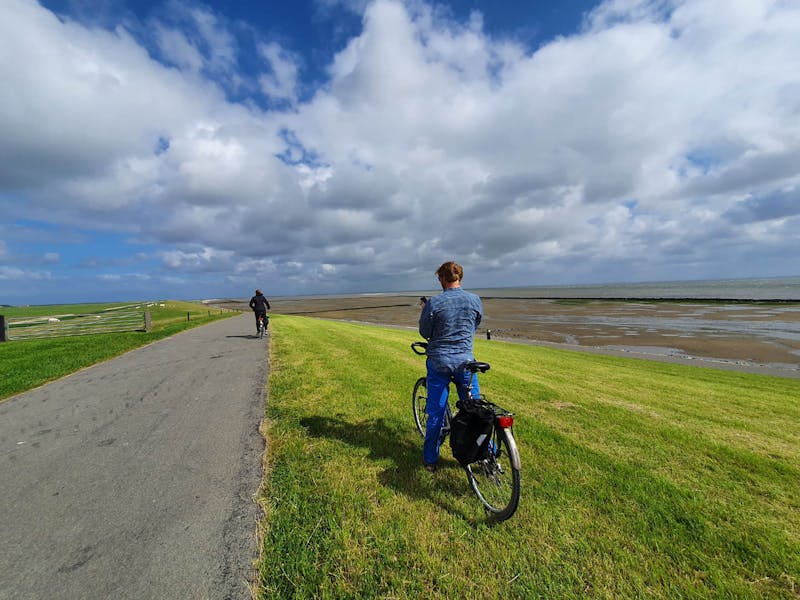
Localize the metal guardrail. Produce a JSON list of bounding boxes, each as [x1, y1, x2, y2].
[[2, 309, 149, 341]]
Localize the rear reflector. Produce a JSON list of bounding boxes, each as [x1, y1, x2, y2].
[[497, 415, 514, 428]]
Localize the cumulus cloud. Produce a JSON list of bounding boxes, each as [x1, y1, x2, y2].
[[258, 42, 300, 103], [154, 25, 206, 73], [153, 1, 238, 77], [0, 265, 52, 281], [1, 0, 799, 301]]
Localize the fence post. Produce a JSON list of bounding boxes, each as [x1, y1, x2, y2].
[[0, 315, 6, 342], [187, 312, 190, 321], [144, 310, 152, 332]]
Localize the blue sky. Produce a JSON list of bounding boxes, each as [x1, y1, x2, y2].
[[1, 0, 799, 304]]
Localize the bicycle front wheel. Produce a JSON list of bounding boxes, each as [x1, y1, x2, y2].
[[412, 377, 427, 437], [465, 427, 521, 521]]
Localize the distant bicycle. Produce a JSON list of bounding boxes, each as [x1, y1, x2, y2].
[[411, 342, 521, 521], [257, 314, 268, 338]]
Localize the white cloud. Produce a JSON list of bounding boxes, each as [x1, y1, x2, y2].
[[1, 0, 799, 301], [0, 0, 228, 195], [156, 2, 238, 76], [0, 266, 52, 281], [154, 24, 205, 73], [160, 247, 237, 272], [259, 42, 299, 102]]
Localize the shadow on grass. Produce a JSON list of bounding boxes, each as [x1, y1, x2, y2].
[[300, 415, 483, 523]]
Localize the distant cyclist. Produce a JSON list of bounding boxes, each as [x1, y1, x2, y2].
[[418, 261, 483, 472], [249, 289, 271, 335]]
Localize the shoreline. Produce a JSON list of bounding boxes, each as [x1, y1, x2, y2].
[[212, 295, 800, 379], [319, 318, 800, 380], [488, 335, 800, 379], [481, 296, 800, 303]]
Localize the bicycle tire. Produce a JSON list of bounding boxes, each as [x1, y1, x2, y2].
[[412, 377, 427, 437], [465, 427, 521, 521]]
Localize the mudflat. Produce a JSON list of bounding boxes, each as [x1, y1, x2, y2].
[[216, 294, 800, 377]]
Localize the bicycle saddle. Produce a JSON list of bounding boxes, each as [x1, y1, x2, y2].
[[463, 361, 491, 373]]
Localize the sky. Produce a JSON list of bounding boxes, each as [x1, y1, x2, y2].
[[1, 0, 799, 304]]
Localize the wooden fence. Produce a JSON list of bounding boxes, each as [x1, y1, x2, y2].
[[1, 308, 150, 342]]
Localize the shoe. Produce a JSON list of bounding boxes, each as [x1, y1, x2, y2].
[[424, 462, 437, 473]]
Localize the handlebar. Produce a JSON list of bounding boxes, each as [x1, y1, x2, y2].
[[411, 342, 428, 355], [410, 341, 491, 373]]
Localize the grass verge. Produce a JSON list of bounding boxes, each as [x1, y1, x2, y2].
[[0, 300, 237, 401], [258, 315, 800, 599]]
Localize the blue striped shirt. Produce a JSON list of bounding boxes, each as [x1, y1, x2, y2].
[[418, 287, 482, 373]]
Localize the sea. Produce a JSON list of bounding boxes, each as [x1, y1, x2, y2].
[[266, 276, 800, 302], [471, 276, 800, 302]]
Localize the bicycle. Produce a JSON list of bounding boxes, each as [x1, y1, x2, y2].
[[411, 342, 521, 521], [257, 314, 268, 338]]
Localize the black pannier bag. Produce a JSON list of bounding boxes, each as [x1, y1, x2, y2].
[[450, 398, 494, 466]]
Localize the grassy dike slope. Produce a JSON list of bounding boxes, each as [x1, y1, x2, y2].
[[259, 315, 799, 599]]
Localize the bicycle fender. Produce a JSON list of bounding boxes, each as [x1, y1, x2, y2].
[[502, 428, 522, 471]]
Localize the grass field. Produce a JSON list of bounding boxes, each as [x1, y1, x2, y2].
[[259, 315, 800, 599], [0, 300, 236, 401], [1, 302, 147, 318]]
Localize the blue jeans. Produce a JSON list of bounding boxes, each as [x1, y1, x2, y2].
[[423, 364, 480, 465]]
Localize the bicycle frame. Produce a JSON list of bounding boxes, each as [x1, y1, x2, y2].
[[411, 342, 520, 470], [411, 340, 522, 520]]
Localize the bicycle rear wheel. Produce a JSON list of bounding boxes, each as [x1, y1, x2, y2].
[[465, 427, 520, 521], [412, 377, 427, 437]]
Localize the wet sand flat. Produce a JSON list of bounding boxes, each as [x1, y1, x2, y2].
[[215, 295, 800, 378]]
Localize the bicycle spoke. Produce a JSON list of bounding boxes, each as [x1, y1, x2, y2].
[[412, 377, 428, 438], [466, 428, 520, 521]]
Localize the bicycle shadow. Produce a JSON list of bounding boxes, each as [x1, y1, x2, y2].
[[299, 415, 480, 523]]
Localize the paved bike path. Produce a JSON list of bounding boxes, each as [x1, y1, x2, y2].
[[0, 314, 268, 600]]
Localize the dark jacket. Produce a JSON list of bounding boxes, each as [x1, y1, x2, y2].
[[249, 293, 271, 313]]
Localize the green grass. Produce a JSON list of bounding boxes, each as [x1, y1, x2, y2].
[[0, 300, 237, 400], [259, 315, 800, 599], [1, 301, 144, 318]]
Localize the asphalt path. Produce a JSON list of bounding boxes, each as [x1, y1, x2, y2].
[[0, 314, 268, 600]]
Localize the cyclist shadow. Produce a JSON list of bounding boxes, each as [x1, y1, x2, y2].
[[300, 415, 480, 523]]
